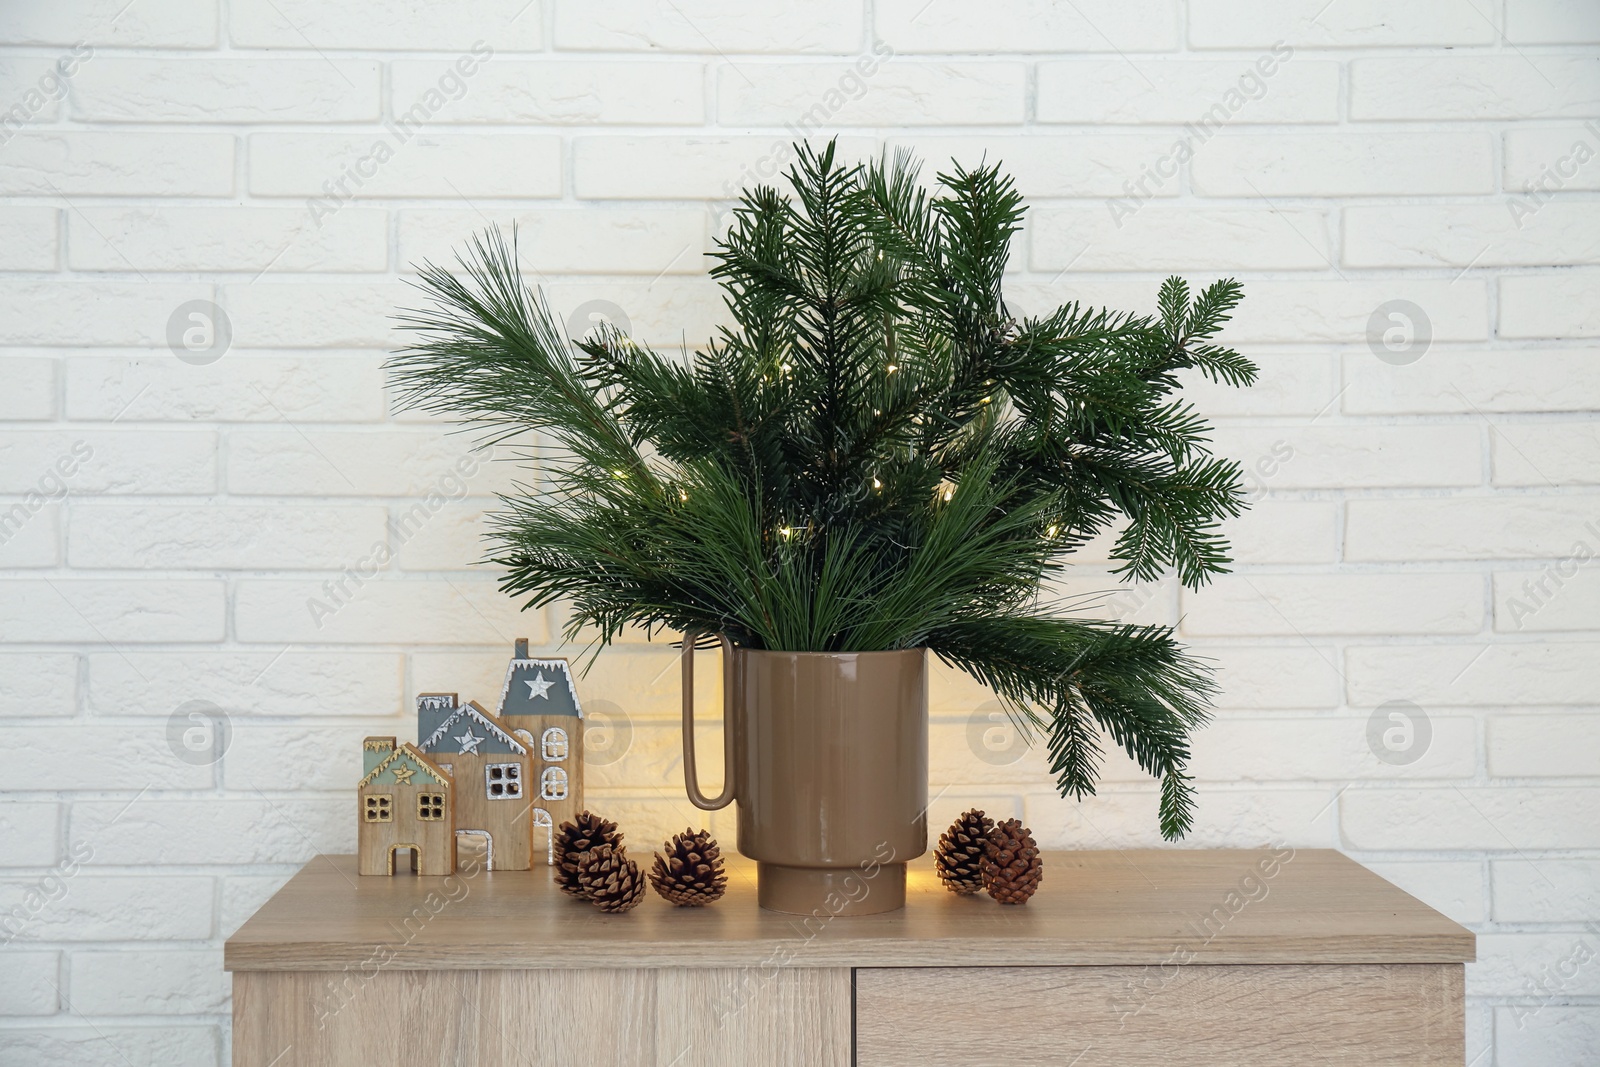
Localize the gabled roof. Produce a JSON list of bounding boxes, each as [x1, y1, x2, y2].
[[496, 656, 583, 720], [418, 700, 529, 756], [359, 742, 453, 789]]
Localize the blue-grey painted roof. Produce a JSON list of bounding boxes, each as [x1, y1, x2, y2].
[[496, 658, 582, 720], [417, 700, 529, 756]]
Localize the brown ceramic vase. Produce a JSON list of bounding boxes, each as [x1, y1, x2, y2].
[[682, 636, 928, 915]]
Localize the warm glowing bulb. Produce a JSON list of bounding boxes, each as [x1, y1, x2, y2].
[[887, 363, 898, 374], [679, 490, 689, 502], [779, 526, 793, 539], [1047, 524, 1059, 538], [872, 478, 882, 489]]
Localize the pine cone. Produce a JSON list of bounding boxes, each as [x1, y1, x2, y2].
[[935, 808, 995, 895], [982, 818, 1043, 905], [556, 811, 623, 898], [649, 827, 728, 906], [577, 844, 647, 913]]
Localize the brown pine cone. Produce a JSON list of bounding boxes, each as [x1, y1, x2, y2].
[[577, 844, 647, 913], [982, 818, 1043, 905], [935, 808, 994, 895], [649, 827, 728, 906], [556, 811, 622, 898]]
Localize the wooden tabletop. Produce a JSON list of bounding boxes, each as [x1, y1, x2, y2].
[[223, 849, 1474, 972]]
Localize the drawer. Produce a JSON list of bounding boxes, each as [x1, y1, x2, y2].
[[854, 963, 1464, 1067]]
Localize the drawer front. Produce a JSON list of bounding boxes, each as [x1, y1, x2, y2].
[[855, 963, 1463, 1067]]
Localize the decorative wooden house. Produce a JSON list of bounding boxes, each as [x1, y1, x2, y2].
[[357, 738, 456, 877], [495, 639, 585, 866], [416, 697, 533, 872]]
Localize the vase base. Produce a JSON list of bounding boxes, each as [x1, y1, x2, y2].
[[756, 861, 906, 915]]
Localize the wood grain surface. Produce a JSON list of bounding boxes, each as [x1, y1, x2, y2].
[[233, 966, 850, 1067], [225, 849, 1474, 972], [854, 963, 1465, 1067]]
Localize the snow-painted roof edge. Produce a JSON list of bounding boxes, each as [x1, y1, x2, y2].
[[418, 700, 530, 755], [495, 657, 583, 720]]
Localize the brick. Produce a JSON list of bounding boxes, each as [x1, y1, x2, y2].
[[1496, 567, 1600, 633], [0, 950, 57, 1014], [1181, 573, 1483, 636], [0, 430, 215, 494], [1489, 714, 1600, 777], [11, 725, 214, 790], [0, 207, 56, 270], [0, 804, 59, 867], [0, 874, 213, 941], [398, 208, 707, 277], [1498, 1007, 1600, 1067], [0, 60, 66, 126], [0, 653, 76, 717], [225, 724, 375, 791], [0, 1027, 219, 1067], [68, 504, 387, 570], [1225, 501, 1339, 564], [0, 281, 208, 346], [231, 0, 539, 49], [1346, 787, 1600, 848], [0, 499, 58, 568], [68, 206, 386, 273], [71, 58, 380, 123], [88, 650, 402, 717], [1213, 424, 1482, 489], [390, 502, 495, 571], [1205, 645, 1344, 710], [1507, 0, 1600, 44], [888, 134, 1182, 200], [1193, 132, 1494, 197], [73, 798, 349, 865], [720, 61, 1025, 127], [70, 949, 228, 1014], [1343, 349, 1600, 414], [0, 356, 54, 420], [1346, 203, 1600, 268], [572, 135, 878, 199], [1026, 786, 1337, 849], [1360, 860, 1486, 925], [4, 0, 217, 47], [1494, 423, 1600, 485], [1348, 641, 1600, 706], [1351, 57, 1600, 121], [1492, 858, 1600, 921], [1501, 271, 1600, 338], [1038, 59, 1340, 124], [0, 132, 233, 196], [226, 430, 515, 497], [235, 578, 541, 645], [222, 281, 407, 348], [1039, 574, 1176, 627], [0, 580, 225, 643], [393, 60, 703, 125], [543, 278, 734, 347], [1225, 278, 1489, 344], [1031, 204, 1331, 273], [1505, 123, 1600, 193], [878, 0, 1178, 52], [1183, 351, 1338, 418], [1347, 497, 1600, 561], [1189, 0, 1495, 48], [1190, 716, 1476, 781], [1473, 933, 1600, 997], [588, 719, 701, 791], [221, 872, 292, 936], [249, 133, 561, 199], [65, 353, 385, 422], [412, 646, 684, 723], [554, 0, 859, 52]]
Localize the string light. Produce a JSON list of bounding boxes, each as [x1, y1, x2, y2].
[[886, 363, 898, 374], [779, 526, 793, 539], [872, 478, 882, 490], [1047, 524, 1059, 538]]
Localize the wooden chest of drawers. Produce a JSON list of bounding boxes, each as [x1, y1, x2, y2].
[[226, 849, 1472, 1066]]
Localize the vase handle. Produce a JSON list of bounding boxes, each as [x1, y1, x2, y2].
[[682, 631, 737, 810]]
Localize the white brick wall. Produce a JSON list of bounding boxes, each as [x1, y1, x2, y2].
[[1, 3, 1596, 1064]]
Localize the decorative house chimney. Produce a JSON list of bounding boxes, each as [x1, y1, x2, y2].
[[362, 736, 396, 775], [515, 638, 529, 659]]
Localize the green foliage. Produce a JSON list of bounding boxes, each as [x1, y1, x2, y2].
[[388, 141, 1256, 839]]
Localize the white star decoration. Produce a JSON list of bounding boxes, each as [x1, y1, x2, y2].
[[525, 671, 554, 700], [455, 728, 482, 754]]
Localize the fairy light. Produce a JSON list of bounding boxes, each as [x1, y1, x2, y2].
[[679, 489, 689, 502], [872, 478, 882, 490], [1047, 524, 1059, 538], [779, 525, 793, 539], [886, 363, 898, 374]]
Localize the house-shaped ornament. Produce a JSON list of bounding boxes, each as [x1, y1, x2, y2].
[[495, 639, 584, 866], [357, 738, 456, 876], [416, 696, 535, 872]]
